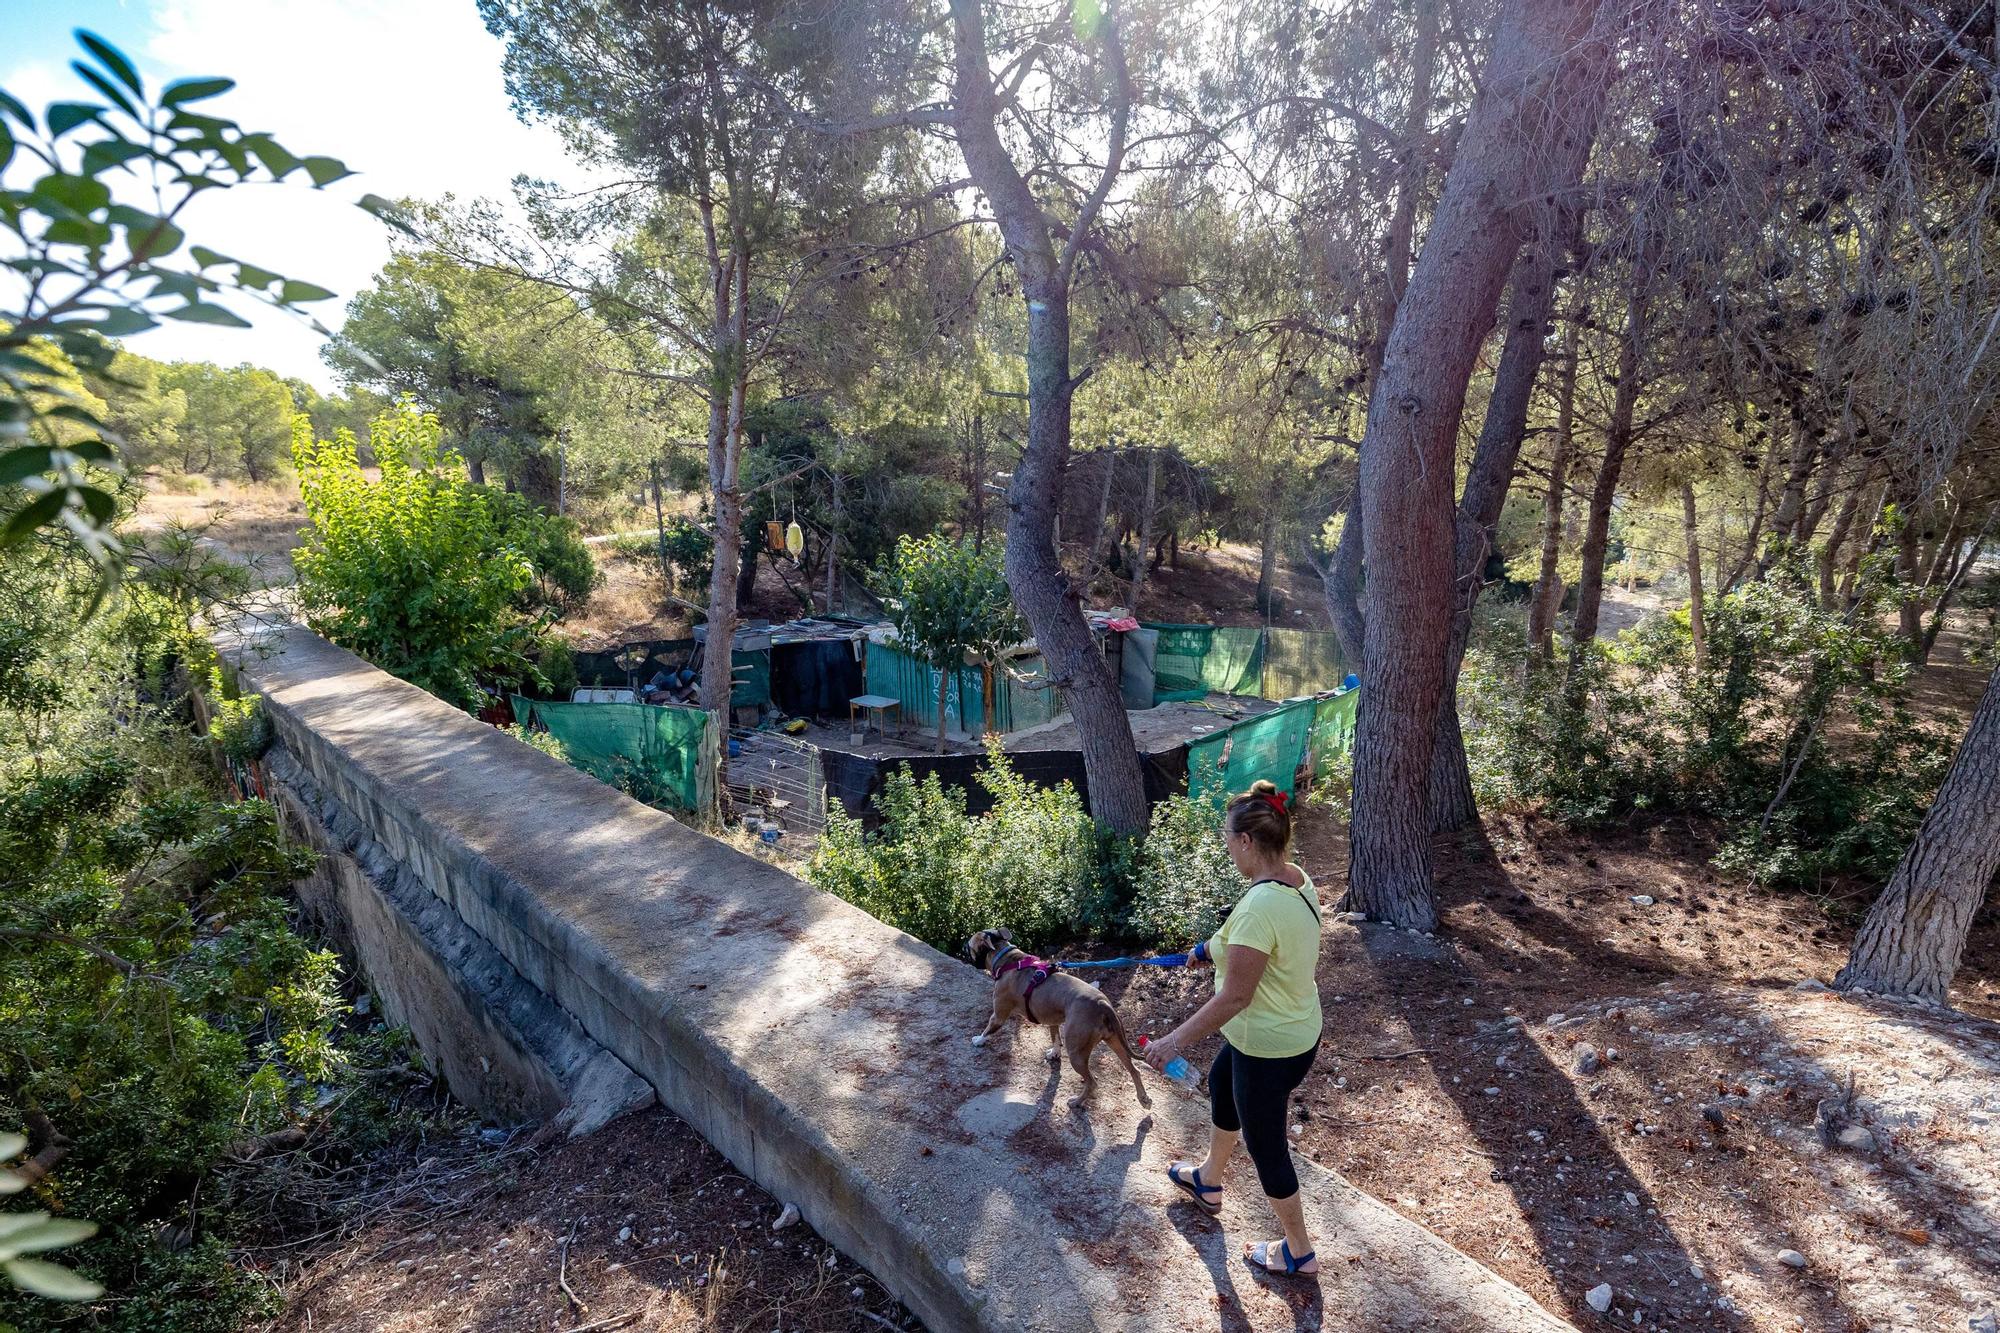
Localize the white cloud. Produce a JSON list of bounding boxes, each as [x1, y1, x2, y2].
[[11, 0, 590, 387]]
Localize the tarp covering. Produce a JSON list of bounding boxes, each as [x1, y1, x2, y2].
[[771, 639, 866, 719], [1306, 686, 1361, 783], [1186, 694, 1316, 807], [1119, 626, 1158, 709], [818, 741, 1190, 825], [1137, 623, 1348, 705], [861, 639, 1066, 737], [512, 694, 713, 815], [1262, 629, 1350, 703]]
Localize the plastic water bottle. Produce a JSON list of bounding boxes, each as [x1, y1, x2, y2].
[[1137, 1037, 1201, 1091]]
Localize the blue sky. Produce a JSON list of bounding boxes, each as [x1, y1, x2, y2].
[[1, 0, 586, 387]]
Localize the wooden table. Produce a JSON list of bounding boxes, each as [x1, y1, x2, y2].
[[848, 693, 901, 740]]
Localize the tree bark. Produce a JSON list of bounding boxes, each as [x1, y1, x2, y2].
[[947, 0, 1148, 835], [1318, 0, 1440, 665], [1344, 0, 1609, 928], [1324, 495, 1367, 667], [1837, 659, 2000, 1002], [1682, 479, 1707, 670], [1568, 283, 1646, 653], [1131, 447, 1158, 613], [1754, 425, 1818, 575], [1818, 461, 1874, 608], [1429, 197, 1597, 834], [1088, 446, 1118, 588], [1897, 497, 1925, 653], [1526, 320, 1581, 657], [700, 209, 752, 811], [824, 467, 841, 613], [1256, 510, 1279, 616]]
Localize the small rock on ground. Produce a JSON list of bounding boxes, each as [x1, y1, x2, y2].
[[1586, 1282, 1614, 1313]]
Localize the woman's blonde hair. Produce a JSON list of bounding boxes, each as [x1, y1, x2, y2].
[[1224, 779, 1292, 857]]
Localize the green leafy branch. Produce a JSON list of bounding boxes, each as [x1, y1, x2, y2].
[[0, 29, 398, 580]]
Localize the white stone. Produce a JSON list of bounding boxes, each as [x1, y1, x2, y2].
[[1777, 1249, 1808, 1269], [772, 1203, 801, 1231], [1586, 1283, 1614, 1313], [1630, 895, 1655, 906]]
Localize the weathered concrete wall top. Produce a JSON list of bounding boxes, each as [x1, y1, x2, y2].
[[222, 623, 1573, 1333]]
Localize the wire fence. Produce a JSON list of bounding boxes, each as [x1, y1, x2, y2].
[[727, 727, 827, 851]]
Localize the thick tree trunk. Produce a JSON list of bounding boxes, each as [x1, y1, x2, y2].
[[1837, 660, 2000, 1002], [1429, 200, 1596, 834], [1324, 497, 1367, 668], [1344, 0, 1609, 928], [1526, 321, 1580, 657], [1318, 0, 1439, 667], [948, 0, 1148, 835], [1682, 480, 1707, 670], [1568, 285, 1646, 653]]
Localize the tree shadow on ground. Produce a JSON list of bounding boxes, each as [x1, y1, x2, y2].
[[1339, 823, 1892, 1332]]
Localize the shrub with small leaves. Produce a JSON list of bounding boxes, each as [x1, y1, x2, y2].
[[807, 744, 1115, 952], [1129, 795, 1242, 947]]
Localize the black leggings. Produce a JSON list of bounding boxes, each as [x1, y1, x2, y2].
[[1209, 1040, 1319, 1200]]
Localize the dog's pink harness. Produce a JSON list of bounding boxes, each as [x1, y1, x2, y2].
[[989, 946, 1054, 1022]]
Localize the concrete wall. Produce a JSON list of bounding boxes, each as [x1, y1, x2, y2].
[[223, 623, 1573, 1333]]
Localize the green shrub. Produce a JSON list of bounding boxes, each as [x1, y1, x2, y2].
[[1462, 550, 1951, 889], [1129, 795, 1242, 946], [0, 534, 444, 1332], [807, 744, 1115, 952], [292, 401, 596, 711], [505, 723, 569, 764]]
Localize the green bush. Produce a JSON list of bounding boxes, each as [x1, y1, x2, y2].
[[1129, 795, 1243, 946], [1462, 551, 1952, 889], [292, 401, 597, 711], [0, 531, 446, 1332], [807, 744, 1117, 952]]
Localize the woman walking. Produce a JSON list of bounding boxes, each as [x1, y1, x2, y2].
[[1142, 779, 1324, 1276]]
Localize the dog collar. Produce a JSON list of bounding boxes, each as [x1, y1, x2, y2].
[[987, 945, 1024, 979]]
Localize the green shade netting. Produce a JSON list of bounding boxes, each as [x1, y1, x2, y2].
[[1305, 686, 1360, 782], [1261, 629, 1349, 702], [513, 695, 711, 814], [1143, 623, 1263, 702], [1185, 685, 1359, 806], [1187, 695, 1317, 807], [861, 640, 1065, 736]]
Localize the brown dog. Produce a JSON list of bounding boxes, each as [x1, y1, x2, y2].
[[964, 928, 1151, 1111]]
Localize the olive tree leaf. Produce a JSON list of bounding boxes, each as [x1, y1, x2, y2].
[[3, 1257, 104, 1301], [160, 76, 233, 106], [75, 32, 142, 97]]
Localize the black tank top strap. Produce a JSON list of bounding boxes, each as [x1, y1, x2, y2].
[[1248, 876, 1321, 924]]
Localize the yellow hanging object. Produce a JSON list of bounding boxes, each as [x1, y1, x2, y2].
[[785, 520, 805, 560]]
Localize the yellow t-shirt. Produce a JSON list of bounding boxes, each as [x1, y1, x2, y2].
[[1207, 874, 1324, 1058]]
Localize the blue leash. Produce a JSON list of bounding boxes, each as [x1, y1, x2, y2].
[[1054, 952, 1191, 971]]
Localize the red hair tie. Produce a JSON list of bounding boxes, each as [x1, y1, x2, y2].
[[1263, 790, 1289, 814]]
